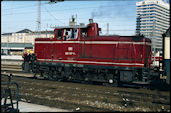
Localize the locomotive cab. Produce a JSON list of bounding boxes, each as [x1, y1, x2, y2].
[[54, 19, 101, 41]]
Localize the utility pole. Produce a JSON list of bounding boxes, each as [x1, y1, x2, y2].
[[107, 23, 109, 35], [37, 0, 41, 37], [7, 35, 9, 55], [153, 21, 156, 52], [152, 21, 157, 66]]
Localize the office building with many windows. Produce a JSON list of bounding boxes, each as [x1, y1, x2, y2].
[[136, 0, 170, 52]]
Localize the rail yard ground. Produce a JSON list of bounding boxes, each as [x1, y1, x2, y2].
[[1, 72, 170, 112]]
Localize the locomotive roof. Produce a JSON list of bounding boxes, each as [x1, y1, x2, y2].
[[54, 25, 88, 29]]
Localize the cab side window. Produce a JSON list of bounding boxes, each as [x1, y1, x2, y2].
[[81, 29, 88, 38], [71, 29, 78, 39], [57, 30, 62, 40], [63, 29, 71, 40]]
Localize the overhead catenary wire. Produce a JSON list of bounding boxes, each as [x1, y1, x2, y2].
[[2, 2, 138, 34], [42, 5, 66, 25], [2, 17, 136, 23], [2, 1, 107, 11], [36, 0, 41, 36], [2, 2, 49, 10], [2, 1, 136, 11], [103, 30, 135, 31], [2, 4, 135, 16], [3, 4, 40, 10], [2, 2, 109, 11]]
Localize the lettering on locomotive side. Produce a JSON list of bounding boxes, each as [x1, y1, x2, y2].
[[65, 47, 76, 55], [65, 52, 76, 55]]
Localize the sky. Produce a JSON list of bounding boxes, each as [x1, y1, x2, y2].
[[1, 0, 170, 36]]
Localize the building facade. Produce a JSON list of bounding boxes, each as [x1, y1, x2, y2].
[[1, 29, 54, 44], [136, 0, 170, 52], [1, 29, 54, 55]]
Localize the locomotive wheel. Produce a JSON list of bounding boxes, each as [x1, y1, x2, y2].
[[48, 71, 58, 81], [103, 80, 118, 87], [112, 79, 119, 87], [74, 71, 83, 81], [33, 73, 37, 79], [104, 77, 120, 87], [42, 72, 49, 80]]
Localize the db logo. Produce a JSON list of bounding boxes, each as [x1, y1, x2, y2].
[[65, 47, 76, 55], [68, 47, 73, 51]]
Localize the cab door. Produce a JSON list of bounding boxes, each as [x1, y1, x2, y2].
[[53, 29, 63, 61], [62, 28, 80, 60]]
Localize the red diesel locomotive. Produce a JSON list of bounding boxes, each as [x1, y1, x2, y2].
[[24, 19, 153, 86]]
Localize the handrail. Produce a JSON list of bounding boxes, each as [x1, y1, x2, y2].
[[1, 74, 19, 112]]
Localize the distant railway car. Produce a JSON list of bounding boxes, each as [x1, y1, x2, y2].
[[151, 52, 162, 67], [23, 19, 153, 86]]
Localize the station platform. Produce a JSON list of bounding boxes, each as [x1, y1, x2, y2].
[[1, 55, 23, 65], [18, 101, 71, 112], [1, 99, 71, 112]]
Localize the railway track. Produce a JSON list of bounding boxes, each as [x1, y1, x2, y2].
[[1, 64, 22, 70], [1, 74, 170, 112], [1, 64, 21, 68], [1, 64, 36, 78], [1, 65, 22, 71], [1, 59, 23, 65], [1, 63, 170, 111]]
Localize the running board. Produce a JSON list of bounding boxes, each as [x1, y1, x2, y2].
[[132, 81, 150, 85]]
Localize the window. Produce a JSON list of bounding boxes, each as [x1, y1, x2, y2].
[[71, 29, 78, 39], [56, 29, 62, 40], [63, 28, 78, 40], [81, 28, 88, 38]]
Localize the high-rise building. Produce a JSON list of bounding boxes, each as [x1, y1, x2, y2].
[[136, 0, 170, 52]]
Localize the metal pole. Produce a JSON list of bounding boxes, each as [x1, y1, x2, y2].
[[152, 21, 156, 65], [7, 35, 9, 55], [107, 23, 109, 35], [46, 29, 47, 38], [37, 0, 41, 37]]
